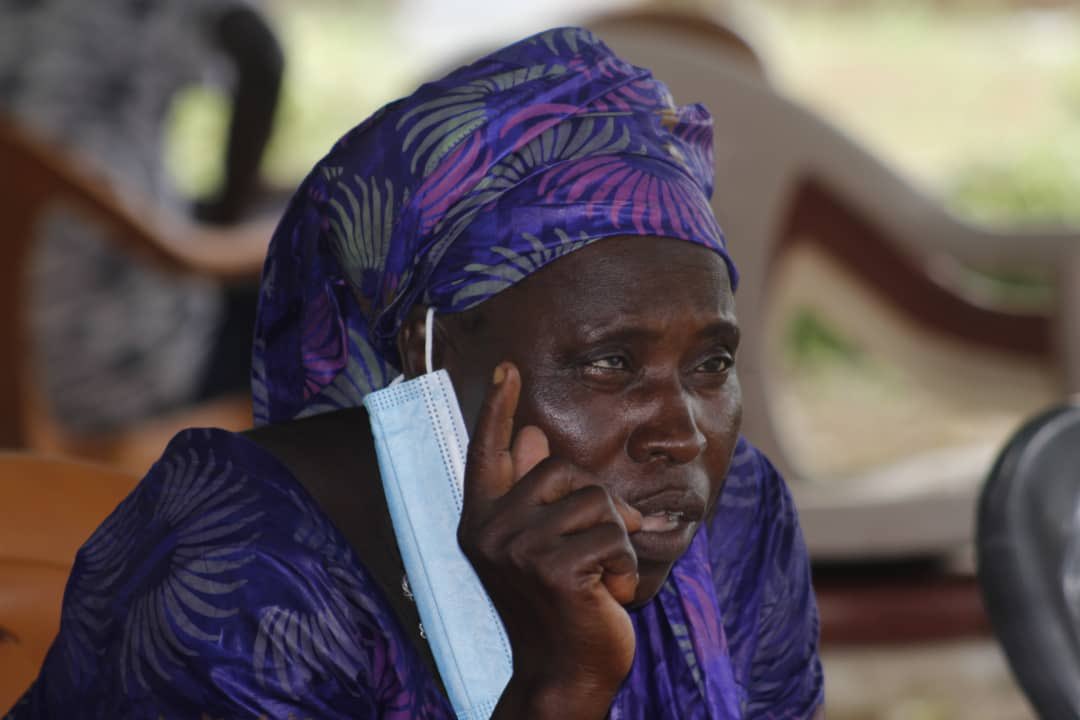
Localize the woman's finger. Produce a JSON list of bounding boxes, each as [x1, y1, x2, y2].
[[601, 567, 640, 606], [544, 523, 640, 606], [464, 362, 521, 508], [517, 484, 627, 539], [504, 457, 630, 519], [501, 455, 587, 507], [511, 424, 550, 480], [611, 494, 643, 535]]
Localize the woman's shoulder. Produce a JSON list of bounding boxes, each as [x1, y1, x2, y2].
[[712, 437, 798, 540], [18, 420, 448, 718], [124, 423, 344, 543], [708, 437, 823, 715], [709, 437, 809, 601]]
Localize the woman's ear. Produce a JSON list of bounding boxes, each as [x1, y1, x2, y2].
[[396, 304, 430, 379]]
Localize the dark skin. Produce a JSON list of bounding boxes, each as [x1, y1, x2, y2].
[[394, 235, 744, 717], [249, 235, 744, 717]]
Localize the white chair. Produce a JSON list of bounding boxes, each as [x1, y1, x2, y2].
[[587, 9, 1080, 562]]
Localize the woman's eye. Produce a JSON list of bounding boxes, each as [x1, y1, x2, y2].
[[587, 355, 629, 371], [696, 355, 734, 373]]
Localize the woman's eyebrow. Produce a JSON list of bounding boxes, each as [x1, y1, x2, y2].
[[576, 316, 740, 344], [699, 318, 741, 344]]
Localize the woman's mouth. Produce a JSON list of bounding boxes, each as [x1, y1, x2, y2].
[[630, 510, 696, 563], [625, 487, 707, 561], [640, 510, 686, 533]]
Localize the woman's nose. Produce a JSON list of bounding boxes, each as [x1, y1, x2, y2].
[[626, 379, 707, 465]]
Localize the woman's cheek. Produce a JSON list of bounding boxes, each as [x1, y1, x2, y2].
[[521, 377, 622, 465], [712, 373, 743, 436], [704, 384, 744, 507]]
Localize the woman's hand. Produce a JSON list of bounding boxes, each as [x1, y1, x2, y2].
[[458, 362, 643, 719]]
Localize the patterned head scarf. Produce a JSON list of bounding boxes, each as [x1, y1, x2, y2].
[[252, 27, 736, 426]]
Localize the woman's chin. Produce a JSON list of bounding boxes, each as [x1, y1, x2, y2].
[[626, 563, 675, 608]]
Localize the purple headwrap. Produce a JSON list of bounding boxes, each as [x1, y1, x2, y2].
[[252, 26, 736, 425]]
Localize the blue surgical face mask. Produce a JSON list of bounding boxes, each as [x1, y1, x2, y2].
[[362, 308, 513, 720]]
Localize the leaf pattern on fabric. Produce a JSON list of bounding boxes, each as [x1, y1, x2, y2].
[[298, 285, 347, 401], [536, 155, 722, 241], [667, 616, 705, 699], [252, 571, 377, 698], [532, 26, 590, 56], [432, 113, 632, 240], [251, 338, 271, 427], [54, 485, 144, 687], [451, 229, 589, 305], [246, 493, 392, 700], [412, 129, 495, 239], [326, 172, 409, 292], [56, 442, 260, 695], [398, 63, 569, 177], [415, 112, 635, 293], [297, 326, 394, 418], [707, 438, 826, 717]]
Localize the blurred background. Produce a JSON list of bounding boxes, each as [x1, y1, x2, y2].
[[6, 0, 1080, 716]]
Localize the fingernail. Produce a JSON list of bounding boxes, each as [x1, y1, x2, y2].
[[492, 364, 506, 385]]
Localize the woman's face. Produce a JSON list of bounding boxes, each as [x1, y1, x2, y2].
[[438, 235, 742, 605]]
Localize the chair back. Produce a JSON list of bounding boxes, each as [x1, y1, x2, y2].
[[0, 120, 186, 451], [978, 404, 1080, 719], [0, 452, 138, 708], [0, 121, 260, 474], [587, 7, 767, 82]]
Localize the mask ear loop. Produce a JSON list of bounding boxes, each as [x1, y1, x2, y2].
[[388, 306, 436, 386], [425, 306, 436, 375]]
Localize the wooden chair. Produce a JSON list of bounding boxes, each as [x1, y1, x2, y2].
[[0, 119, 276, 475], [0, 452, 139, 709]]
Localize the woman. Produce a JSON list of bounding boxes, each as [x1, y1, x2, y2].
[[7, 28, 822, 718]]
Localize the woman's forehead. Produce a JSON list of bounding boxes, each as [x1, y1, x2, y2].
[[488, 235, 735, 323]]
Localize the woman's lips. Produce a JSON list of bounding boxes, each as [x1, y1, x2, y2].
[[639, 510, 685, 533], [631, 511, 696, 562], [624, 487, 707, 561]]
